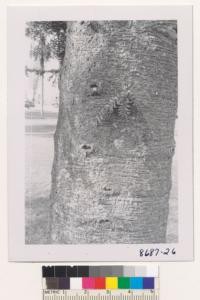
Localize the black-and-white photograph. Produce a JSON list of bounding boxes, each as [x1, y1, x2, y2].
[[7, 6, 193, 261], [25, 20, 178, 245]]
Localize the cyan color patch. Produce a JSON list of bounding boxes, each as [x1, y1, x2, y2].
[[130, 277, 143, 289]]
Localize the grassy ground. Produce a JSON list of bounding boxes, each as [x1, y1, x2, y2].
[[25, 109, 178, 244], [25, 109, 57, 244]]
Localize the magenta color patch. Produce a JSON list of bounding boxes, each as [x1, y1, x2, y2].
[[82, 277, 95, 289]]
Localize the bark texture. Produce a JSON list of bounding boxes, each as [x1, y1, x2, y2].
[[50, 21, 177, 244]]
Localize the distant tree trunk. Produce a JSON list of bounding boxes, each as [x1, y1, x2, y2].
[[40, 34, 45, 118], [32, 72, 40, 104], [41, 70, 44, 117], [50, 21, 177, 244]]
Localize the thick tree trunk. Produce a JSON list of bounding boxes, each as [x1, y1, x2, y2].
[[50, 21, 177, 244]]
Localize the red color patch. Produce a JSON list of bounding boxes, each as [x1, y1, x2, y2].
[[94, 277, 105, 289]]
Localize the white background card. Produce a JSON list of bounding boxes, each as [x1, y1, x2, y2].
[[0, 1, 200, 300], [7, 5, 193, 262]]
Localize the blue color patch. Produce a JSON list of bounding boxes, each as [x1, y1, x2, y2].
[[143, 277, 154, 289], [130, 277, 143, 289]]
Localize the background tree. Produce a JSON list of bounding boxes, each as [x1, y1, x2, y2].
[[50, 21, 177, 244], [25, 21, 66, 116]]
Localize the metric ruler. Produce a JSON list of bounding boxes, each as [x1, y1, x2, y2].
[[42, 290, 159, 300]]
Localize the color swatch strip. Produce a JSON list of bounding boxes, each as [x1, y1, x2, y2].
[[42, 266, 159, 290], [44, 276, 155, 290]]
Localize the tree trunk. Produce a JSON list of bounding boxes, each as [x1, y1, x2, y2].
[[50, 21, 177, 244], [40, 35, 45, 118], [41, 70, 44, 117]]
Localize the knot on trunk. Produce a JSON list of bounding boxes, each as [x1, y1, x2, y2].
[[80, 143, 94, 158]]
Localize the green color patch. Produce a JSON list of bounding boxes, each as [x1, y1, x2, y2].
[[118, 277, 130, 289]]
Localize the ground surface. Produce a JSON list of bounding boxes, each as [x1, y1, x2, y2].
[[25, 108, 178, 244], [25, 109, 57, 244]]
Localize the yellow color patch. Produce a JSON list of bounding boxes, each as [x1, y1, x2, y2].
[[106, 277, 118, 289]]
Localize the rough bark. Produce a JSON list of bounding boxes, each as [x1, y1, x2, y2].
[[50, 21, 177, 244]]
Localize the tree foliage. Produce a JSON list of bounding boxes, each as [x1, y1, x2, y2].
[[25, 21, 67, 63]]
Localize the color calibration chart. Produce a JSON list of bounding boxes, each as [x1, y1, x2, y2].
[[42, 265, 159, 300]]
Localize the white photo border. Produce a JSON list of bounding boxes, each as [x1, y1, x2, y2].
[[7, 5, 193, 261]]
